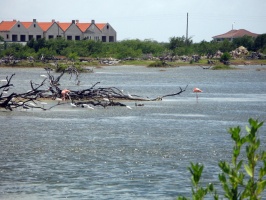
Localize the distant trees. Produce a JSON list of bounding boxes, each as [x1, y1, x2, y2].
[[232, 35, 255, 51], [254, 34, 266, 53], [0, 34, 266, 60], [168, 36, 188, 50], [2, 43, 25, 58], [100, 39, 165, 59], [168, 36, 194, 56], [194, 40, 219, 56], [218, 39, 234, 53]]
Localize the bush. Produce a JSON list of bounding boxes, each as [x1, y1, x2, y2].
[[68, 52, 79, 61], [220, 52, 231, 62], [147, 60, 172, 67], [178, 118, 266, 200], [55, 63, 86, 73], [212, 65, 235, 70]]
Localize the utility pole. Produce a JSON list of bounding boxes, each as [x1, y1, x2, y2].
[[232, 22, 235, 30], [186, 12, 188, 45]]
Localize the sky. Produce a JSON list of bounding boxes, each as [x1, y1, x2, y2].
[[1, 0, 266, 43]]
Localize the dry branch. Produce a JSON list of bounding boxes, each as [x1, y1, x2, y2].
[[1, 68, 188, 111]]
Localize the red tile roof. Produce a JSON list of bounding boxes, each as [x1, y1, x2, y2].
[[76, 23, 91, 32], [0, 20, 111, 33], [58, 22, 71, 31], [213, 29, 259, 39], [96, 23, 107, 30], [38, 22, 54, 31], [0, 20, 17, 31], [21, 22, 32, 29]]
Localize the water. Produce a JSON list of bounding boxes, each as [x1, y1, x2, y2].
[[0, 65, 266, 199]]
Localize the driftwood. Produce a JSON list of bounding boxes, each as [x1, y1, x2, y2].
[[0, 68, 188, 111], [0, 73, 48, 111], [199, 65, 213, 70]]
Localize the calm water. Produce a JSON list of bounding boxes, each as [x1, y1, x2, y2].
[[0, 65, 266, 200]]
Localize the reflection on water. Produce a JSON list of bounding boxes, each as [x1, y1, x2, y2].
[[0, 65, 266, 199]]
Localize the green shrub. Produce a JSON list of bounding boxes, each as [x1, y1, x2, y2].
[[55, 63, 68, 72], [220, 52, 231, 62], [212, 65, 235, 70], [55, 63, 87, 73], [178, 118, 266, 199], [147, 60, 172, 67], [68, 52, 79, 61]]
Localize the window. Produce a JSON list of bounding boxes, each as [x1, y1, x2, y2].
[[67, 36, 72, 40], [49, 35, 54, 39], [20, 35, 26, 41], [6, 34, 9, 39], [109, 36, 114, 42], [107, 25, 109, 29], [17, 24, 20, 28], [29, 35, 33, 40], [36, 35, 42, 40], [102, 36, 106, 42], [85, 36, 92, 40], [12, 35, 18, 41], [75, 36, 80, 40], [34, 24, 36, 28]]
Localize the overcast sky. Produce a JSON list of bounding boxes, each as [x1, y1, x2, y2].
[[1, 0, 266, 43]]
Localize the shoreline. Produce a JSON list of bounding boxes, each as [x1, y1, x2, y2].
[[0, 59, 266, 69]]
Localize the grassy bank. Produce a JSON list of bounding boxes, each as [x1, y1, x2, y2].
[[1, 59, 266, 69]]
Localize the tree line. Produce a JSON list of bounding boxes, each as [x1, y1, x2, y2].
[[0, 34, 266, 60]]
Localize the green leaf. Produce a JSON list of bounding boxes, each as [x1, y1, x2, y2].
[[219, 174, 226, 183], [236, 160, 243, 170], [244, 164, 253, 177], [245, 125, 251, 134], [257, 180, 266, 195], [208, 183, 214, 192]]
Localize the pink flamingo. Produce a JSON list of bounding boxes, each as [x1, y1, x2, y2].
[[61, 89, 70, 101], [193, 87, 202, 101]]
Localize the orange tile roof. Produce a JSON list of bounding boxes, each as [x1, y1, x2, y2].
[[76, 23, 91, 32], [38, 22, 54, 31], [0, 20, 111, 33], [21, 22, 32, 29], [58, 22, 71, 31], [0, 20, 17, 31], [213, 29, 259, 39], [96, 23, 106, 30]]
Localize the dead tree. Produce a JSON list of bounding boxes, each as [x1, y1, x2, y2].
[[62, 83, 188, 109], [44, 66, 188, 109], [0, 74, 48, 111], [1, 67, 188, 111]]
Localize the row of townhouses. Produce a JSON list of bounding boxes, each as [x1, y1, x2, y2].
[[0, 19, 117, 43]]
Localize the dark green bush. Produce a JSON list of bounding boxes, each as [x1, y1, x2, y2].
[[220, 52, 231, 62]]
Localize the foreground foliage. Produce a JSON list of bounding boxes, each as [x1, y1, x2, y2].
[[178, 118, 266, 199]]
